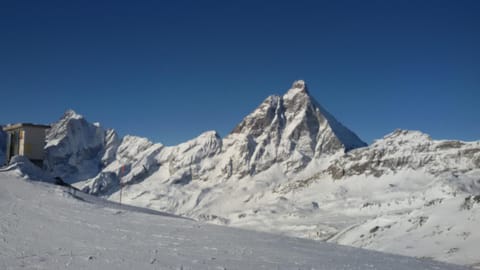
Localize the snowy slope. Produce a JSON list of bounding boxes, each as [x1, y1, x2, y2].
[[0, 170, 468, 270], [37, 81, 480, 268]]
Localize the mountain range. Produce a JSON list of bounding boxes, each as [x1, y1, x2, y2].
[[2, 80, 479, 268]]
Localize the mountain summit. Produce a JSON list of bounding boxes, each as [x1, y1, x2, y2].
[[229, 80, 366, 174]]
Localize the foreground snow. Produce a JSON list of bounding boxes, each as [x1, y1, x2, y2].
[[0, 171, 468, 270]]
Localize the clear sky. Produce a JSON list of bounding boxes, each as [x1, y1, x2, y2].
[[1, 0, 479, 145]]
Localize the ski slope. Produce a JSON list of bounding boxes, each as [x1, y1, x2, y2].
[[0, 170, 468, 270]]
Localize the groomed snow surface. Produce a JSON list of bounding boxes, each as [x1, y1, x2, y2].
[[0, 171, 468, 270]]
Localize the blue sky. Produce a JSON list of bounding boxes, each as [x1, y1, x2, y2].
[[1, 0, 479, 145]]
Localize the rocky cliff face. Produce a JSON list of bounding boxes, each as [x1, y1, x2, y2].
[[225, 80, 366, 177], [44, 110, 121, 183], [277, 129, 480, 195], [325, 129, 480, 180]]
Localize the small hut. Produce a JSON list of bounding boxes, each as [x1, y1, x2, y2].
[[3, 123, 50, 167]]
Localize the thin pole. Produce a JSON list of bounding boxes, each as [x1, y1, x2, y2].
[[119, 165, 125, 205], [119, 183, 123, 205]]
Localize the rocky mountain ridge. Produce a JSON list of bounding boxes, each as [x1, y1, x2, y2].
[[44, 80, 367, 192]]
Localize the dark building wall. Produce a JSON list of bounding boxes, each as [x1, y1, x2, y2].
[[0, 127, 6, 164]]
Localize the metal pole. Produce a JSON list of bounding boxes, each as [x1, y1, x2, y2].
[[119, 183, 123, 205], [119, 165, 125, 205]]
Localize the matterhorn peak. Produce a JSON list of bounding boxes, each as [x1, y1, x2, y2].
[[227, 80, 366, 175], [63, 109, 83, 120], [292, 79, 307, 90], [283, 80, 311, 101]]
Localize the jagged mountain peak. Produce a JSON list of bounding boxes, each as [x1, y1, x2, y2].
[[284, 79, 310, 100], [46, 109, 97, 147], [292, 79, 307, 89], [174, 130, 223, 157], [231, 80, 316, 137], [63, 109, 83, 120], [379, 129, 432, 144], [384, 129, 431, 139], [198, 130, 221, 140], [226, 80, 367, 175], [231, 80, 366, 149], [44, 111, 120, 183]]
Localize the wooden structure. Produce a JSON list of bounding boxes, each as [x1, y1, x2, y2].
[[3, 123, 50, 166]]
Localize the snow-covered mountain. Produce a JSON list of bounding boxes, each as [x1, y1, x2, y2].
[[45, 80, 366, 189], [44, 109, 120, 183], [228, 80, 366, 176], [34, 80, 480, 268]]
